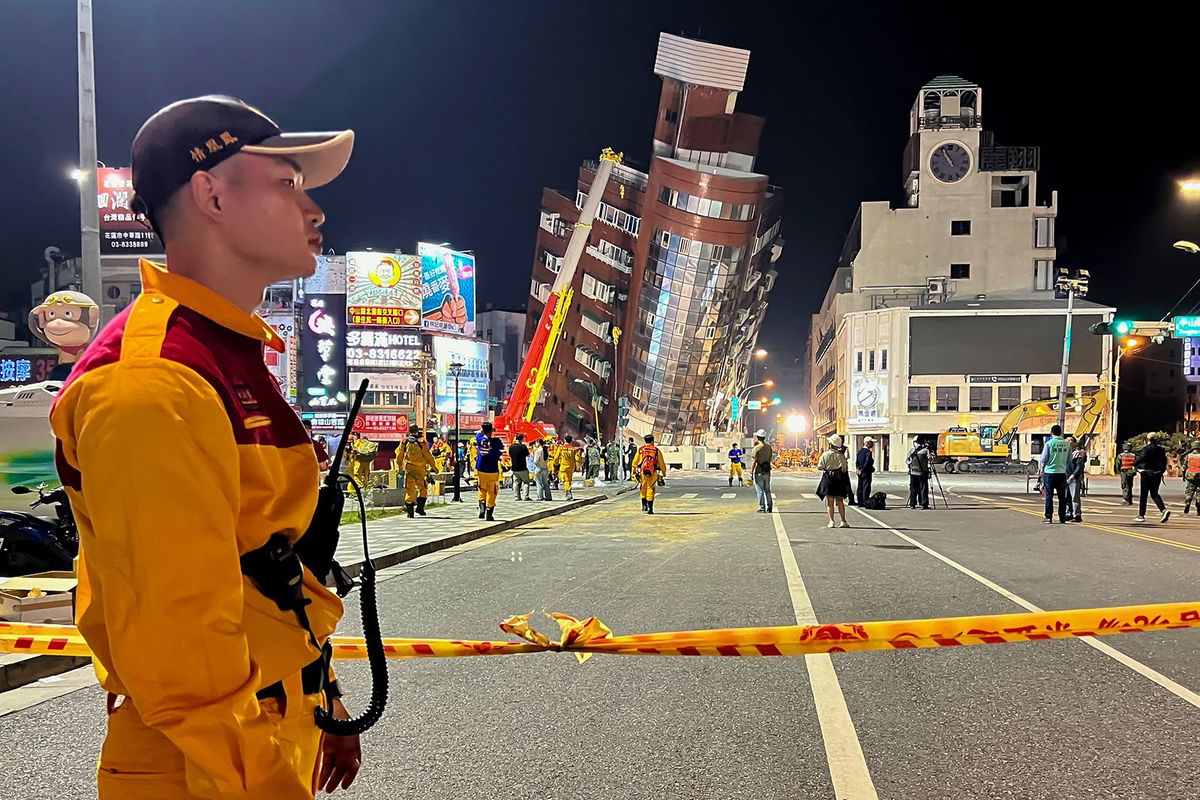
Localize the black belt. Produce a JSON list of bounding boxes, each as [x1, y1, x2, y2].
[[256, 654, 335, 700]]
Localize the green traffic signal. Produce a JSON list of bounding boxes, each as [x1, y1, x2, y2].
[[1089, 319, 1133, 336], [1113, 320, 1132, 335]]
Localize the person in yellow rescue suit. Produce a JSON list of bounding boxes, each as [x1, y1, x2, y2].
[[1114, 443, 1138, 506], [555, 435, 580, 499], [633, 433, 667, 514], [475, 421, 504, 521], [48, 96, 361, 799], [348, 432, 377, 490], [399, 428, 437, 518], [1182, 441, 1200, 515]]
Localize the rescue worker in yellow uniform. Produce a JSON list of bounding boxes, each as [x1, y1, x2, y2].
[[1183, 441, 1200, 515], [348, 432, 377, 490], [1114, 443, 1137, 506], [475, 422, 504, 520], [632, 433, 667, 514], [399, 428, 437, 518], [556, 435, 580, 500], [49, 96, 361, 799], [727, 443, 745, 486]]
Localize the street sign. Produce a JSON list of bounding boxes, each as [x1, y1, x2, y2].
[[746, 400, 762, 410], [731, 396, 741, 421], [1173, 315, 1200, 337]]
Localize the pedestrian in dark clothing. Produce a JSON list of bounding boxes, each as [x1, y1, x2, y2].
[[508, 435, 532, 500], [855, 437, 875, 507], [1066, 437, 1086, 523], [1134, 435, 1171, 524], [1114, 444, 1137, 505], [625, 437, 637, 482], [1039, 424, 1072, 523], [906, 436, 931, 509]]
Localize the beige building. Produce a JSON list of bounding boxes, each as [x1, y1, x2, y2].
[[811, 76, 1114, 471]]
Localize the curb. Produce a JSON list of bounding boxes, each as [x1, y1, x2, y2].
[[0, 485, 636, 695]]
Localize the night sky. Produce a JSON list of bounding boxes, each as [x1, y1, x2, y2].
[[4, 2, 1200, 386]]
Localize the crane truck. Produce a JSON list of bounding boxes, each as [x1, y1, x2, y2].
[[491, 148, 623, 444], [935, 389, 1107, 474]]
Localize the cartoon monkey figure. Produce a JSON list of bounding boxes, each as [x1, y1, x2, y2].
[[28, 291, 100, 381]]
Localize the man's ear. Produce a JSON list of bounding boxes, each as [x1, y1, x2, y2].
[[187, 170, 224, 221]]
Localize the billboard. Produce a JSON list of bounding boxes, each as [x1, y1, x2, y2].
[[909, 315, 1103, 375], [346, 252, 422, 327], [352, 412, 410, 438], [848, 376, 887, 427], [432, 336, 488, 414], [0, 352, 58, 388], [97, 167, 163, 255], [346, 329, 422, 370], [419, 242, 476, 335], [262, 313, 297, 402], [299, 294, 348, 411]]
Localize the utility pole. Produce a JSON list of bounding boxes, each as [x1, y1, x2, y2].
[[77, 0, 103, 310], [1054, 269, 1090, 430]]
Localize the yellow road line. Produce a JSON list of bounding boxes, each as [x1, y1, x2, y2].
[[973, 495, 1200, 554]]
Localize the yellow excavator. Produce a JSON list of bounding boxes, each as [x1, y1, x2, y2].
[[936, 389, 1107, 474]]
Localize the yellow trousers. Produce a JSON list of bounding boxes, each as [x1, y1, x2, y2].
[[404, 471, 428, 503], [477, 470, 500, 507], [639, 472, 658, 501], [559, 468, 574, 492], [98, 691, 322, 799], [729, 463, 744, 481], [349, 458, 371, 489]]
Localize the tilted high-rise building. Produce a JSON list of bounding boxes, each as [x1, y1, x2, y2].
[[522, 33, 784, 444]]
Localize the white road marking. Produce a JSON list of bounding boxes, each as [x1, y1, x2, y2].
[[802, 493, 819, 500], [680, 492, 699, 499], [887, 494, 902, 501], [771, 511, 878, 798], [850, 506, 1200, 710], [721, 493, 737, 499]]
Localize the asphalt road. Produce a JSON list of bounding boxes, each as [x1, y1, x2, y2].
[[1, 471, 1197, 799]]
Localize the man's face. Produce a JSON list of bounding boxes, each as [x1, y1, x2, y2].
[[209, 154, 325, 283]]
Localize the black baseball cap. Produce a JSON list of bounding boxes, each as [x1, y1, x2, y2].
[[130, 95, 354, 223]]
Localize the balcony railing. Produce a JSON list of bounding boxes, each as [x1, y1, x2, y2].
[[814, 327, 836, 362], [815, 368, 835, 395], [587, 244, 632, 274], [582, 160, 649, 193], [917, 113, 981, 131]]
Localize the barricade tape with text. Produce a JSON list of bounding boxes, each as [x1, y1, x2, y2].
[[2, 601, 1197, 663]]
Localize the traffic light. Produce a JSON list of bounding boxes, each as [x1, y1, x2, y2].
[[617, 396, 629, 429], [1089, 319, 1133, 336], [772, 396, 783, 406]]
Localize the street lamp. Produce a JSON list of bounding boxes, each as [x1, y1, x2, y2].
[[449, 361, 464, 502], [786, 412, 808, 449], [1174, 240, 1200, 254], [754, 349, 768, 359], [1178, 179, 1200, 194]]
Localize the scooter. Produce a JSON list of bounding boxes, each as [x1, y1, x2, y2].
[[0, 484, 78, 577]]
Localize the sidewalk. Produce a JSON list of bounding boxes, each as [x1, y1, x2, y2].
[[336, 479, 634, 576], [0, 479, 634, 695]]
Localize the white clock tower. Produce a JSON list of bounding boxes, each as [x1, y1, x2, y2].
[[903, 75, 983, 206]]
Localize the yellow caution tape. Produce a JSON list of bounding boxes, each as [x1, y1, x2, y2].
[[2, 602, 1197, 662]]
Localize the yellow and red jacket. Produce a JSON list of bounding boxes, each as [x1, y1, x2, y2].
[[50, 259, 341, 799], [555, 445, 580, 472], [1187, 452, 1200, 478]]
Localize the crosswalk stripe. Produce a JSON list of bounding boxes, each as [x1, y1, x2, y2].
[[887, 494, 902, 500], [680, 492, 698, 499], [802, 493, 818, 499], [721, 493, 736, 499]]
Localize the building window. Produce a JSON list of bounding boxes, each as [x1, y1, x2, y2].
[[664, 108, 679, 123], [576, 191, 641, 237], [908, 386, 930, 412], [580, 272, 614, 304], [1031, 385, 1051, 401], [880, 349, 888, 370], [951, 263, 971, 279], [936, 386, 959, 412], [969, 386, 993, 412], [868, 350, 876, 371], [951, 220, 971, 236], [1034, 259, 1054, 291], [1031, 434, 1046, 455], [1034, 217, 1055, 248], [998, 386, 1021, 411], [656, 186, 757, 221], [991, 175, 1030, 207], [541, 249, 563, 274], [855, 351, 863, 372]]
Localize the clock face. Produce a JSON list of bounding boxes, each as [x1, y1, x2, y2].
[[929, 142, 972, 183]]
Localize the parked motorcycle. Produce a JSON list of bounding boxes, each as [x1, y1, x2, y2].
[[0, 484, 77, 577]]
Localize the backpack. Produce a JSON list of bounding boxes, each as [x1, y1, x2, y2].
[[864, 492, 887, 510]]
